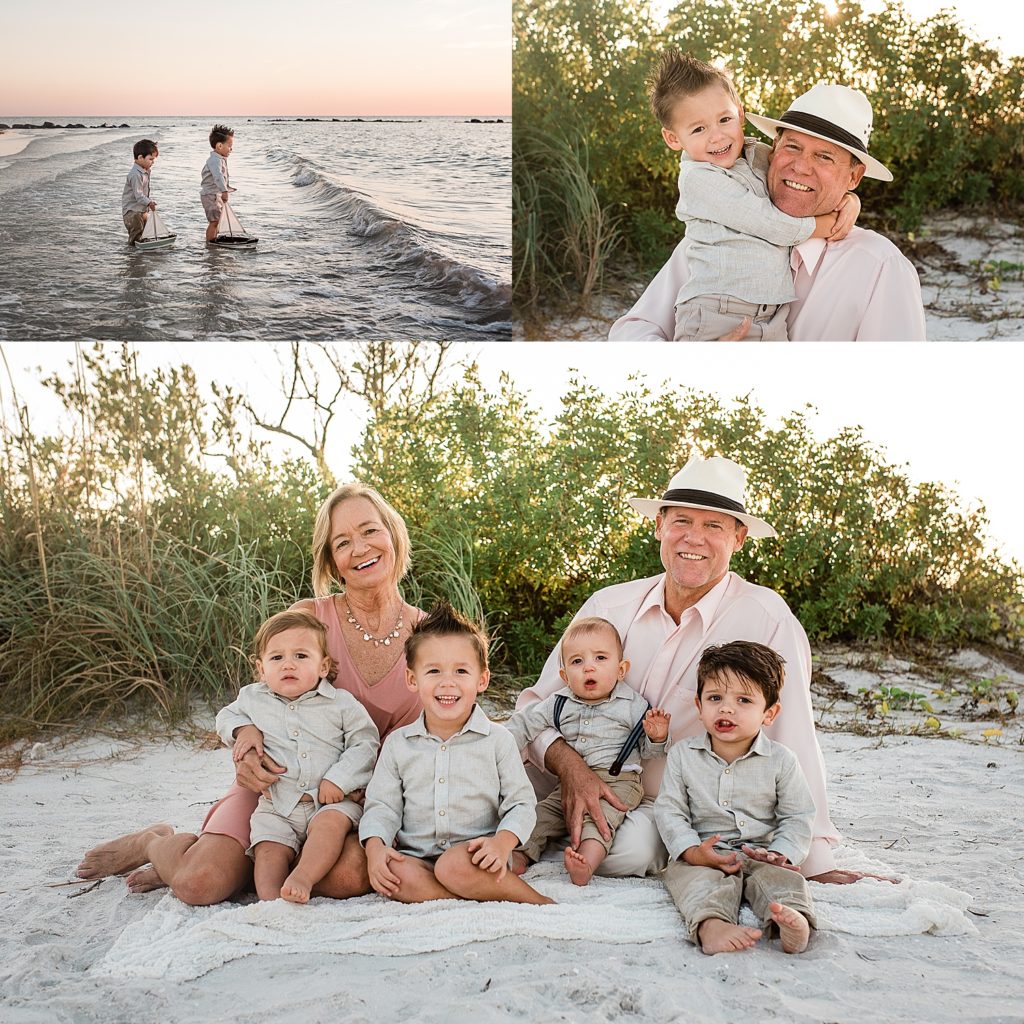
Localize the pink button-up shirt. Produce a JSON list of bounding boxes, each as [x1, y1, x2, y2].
[[516, 572, 840, 876], [609, 228, 926, 341]]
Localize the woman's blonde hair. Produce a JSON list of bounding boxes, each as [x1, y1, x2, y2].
[[310, 482, 411, 597]]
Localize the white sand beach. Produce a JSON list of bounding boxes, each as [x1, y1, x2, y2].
[[2, 645, 1022, 1023]]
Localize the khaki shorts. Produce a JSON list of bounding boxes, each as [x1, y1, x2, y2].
[[201, 192, 225, 223], [123, 211, 147, 244], [247, 795, 362, 857], [674, 295, 790, 341]]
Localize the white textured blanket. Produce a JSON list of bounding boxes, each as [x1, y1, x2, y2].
[[93, 850, 977, 982]]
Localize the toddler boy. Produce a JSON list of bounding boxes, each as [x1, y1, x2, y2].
[[122, 139, 158, 246], [505, 617, 670, 885], [201, 123, 234, 242], [654, 640, 816, 954]]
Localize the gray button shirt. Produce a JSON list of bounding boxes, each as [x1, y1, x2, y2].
[[216, 677, 379, 817], [201, 152, 229, 195], [121, 163, 151, 216], [654, 730, 815, 867], [359, 703, 536, 859], [504, 680, 667, 772], [675, 139, 815, 305]]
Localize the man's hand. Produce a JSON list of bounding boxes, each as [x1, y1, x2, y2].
[[235, 747, 286, 796], [740, 844, 797, 870], [366, 838, 405, 897], [318, 779, 345, 804], [682, 835, 742, 874], [717, 316, 752, 341], [545, 740, 628, 847], [468, 831, 518, 881], [643, 708, 671, 743], [828, 191, 861, 242], [232, 724, 264, 762]]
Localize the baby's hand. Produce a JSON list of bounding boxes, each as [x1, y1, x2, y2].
[[740, 844, 798, 870], [828, 191, 861, 242], [232, 725, 264, 762], [643, 708, 671, 743], [682, 835, 742, 874], [318, 779, 345, 804], [468, 835, 509, 881]]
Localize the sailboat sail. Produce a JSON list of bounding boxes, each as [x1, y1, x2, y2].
[[212, 201, 258, 247], [136, 208, 176, 250]]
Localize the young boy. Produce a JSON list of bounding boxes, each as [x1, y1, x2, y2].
[[122, 139, 158, 246], [216, 609, 379, 903], [201, 123, 234, 242], [648, 50, 859, 340], [504, 617, 671, 886], [359, 602, 553, 906], [654, 640, 816, 955]]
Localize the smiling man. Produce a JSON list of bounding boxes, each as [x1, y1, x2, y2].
[[610, 84, 927, 340], [516, 455, 858, 885]]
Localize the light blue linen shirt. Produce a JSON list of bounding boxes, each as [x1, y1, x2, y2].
[[359, 703, 536, 859], [654, 729, 815, 867], [215, 677, 379, 817], [674, 139, 815, 305]]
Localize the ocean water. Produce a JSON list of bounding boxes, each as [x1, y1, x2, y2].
[[0, 116, 511, 340]]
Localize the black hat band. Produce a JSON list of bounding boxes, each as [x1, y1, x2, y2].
[[779, 111, 867, 154], [660, 488, 746, 515]]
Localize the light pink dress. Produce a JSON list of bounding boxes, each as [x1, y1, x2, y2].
[[201, 595, 421, 849]]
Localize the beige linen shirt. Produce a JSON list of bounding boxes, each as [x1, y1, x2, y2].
[[609, 226, 926, 340], [516, 571, 839, 877], [215, 678, 379, 817], [359, 704, 536, 859], [654, 730, 815, 867], [504, 680, 667, 772]]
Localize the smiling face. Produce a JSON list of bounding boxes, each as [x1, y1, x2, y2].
[[696, 669, 779, 761], [559, 625, 629, 704], [767, 128, 866, 217], [406, 634, 489, 738], [661, 84, 746, 169], [215, 137, 234, 157], [329, 496, 396, 592], [257, 626, 331, 700], [655, 506, 748, 609]]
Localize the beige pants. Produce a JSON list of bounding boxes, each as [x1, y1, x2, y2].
[[123, 211, 147, 244], [519, 768, 645, 862], [662, 855, 816, 942], [674, 295, 790, 341]]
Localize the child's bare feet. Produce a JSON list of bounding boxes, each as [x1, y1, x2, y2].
[[281, 872, 314, 904], [564, 847, 594, 886], [508, 851, 530, 877], [697, 918, 762, 954], [125, 866, 167, 893], [769, 902, 810, 953], [76, 824, 174, 878]]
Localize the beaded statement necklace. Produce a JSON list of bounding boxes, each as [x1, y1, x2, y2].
[[343, 597, 403, 647]]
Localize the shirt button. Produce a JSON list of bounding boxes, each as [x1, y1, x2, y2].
[[440, 745, 447, 751], [293, 731, 299, 737], [301, 752, 307, 758], [739, 820, 746, 826], [438, 778, 445, 784], [439, 809, 446, 816], [583, 720, 590, 726], [289, 704, 296, 711], [722, 800, 729, 806], [724, 769, 731, 774]]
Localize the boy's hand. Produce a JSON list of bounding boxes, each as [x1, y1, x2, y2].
[[643, 708, 671, 743], [318, 779, 345, 804], [811, 212, 839, 239], [220, 191, 229, 201], [740, 844, 797, 870], [682, 835, 742, 874], [232, 724, 264, 762], [366, 838, 405, 897], [827, 191, 861, 242], [148, 201, 157, 210], [468, 833, 517, 881]]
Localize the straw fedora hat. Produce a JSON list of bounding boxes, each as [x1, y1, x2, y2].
[[627, 456, 776, 539], [746, 83, 892, 182]]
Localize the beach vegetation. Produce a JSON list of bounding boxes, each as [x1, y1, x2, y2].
[[514, 0, 1024, 320]]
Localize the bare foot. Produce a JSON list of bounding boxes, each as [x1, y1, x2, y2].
[[508, 851, 530, 877], [76, 824, 174, 879], [769, 902, 810, 953], [126, 866, 167, 893], [281, 873, 313, 904], [564, 847, 594, 887], [697, 918, 762, 954]]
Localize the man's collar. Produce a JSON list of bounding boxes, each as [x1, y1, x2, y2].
[[793, 237, 827, 276], [639, 571, 732, 630]]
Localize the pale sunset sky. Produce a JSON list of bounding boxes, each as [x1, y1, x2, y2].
[[0, 0, 511, 116]]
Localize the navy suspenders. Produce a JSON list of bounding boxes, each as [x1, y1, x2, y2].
[[552, 693, 651, 777]]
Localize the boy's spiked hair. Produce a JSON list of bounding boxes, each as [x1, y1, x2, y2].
[[209, 123, 234, 147], [696, 640, 785, 708], [560, 616, 624, 663], [405, 601, 489, 671], [647, 49, 740, 127], [133, 139, 158, 159], [252, 609, 332, 679]]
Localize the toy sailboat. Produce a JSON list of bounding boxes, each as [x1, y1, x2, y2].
[[136, 208, 176, 251], [209, 200, 258, 249]]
